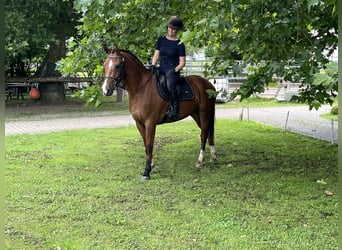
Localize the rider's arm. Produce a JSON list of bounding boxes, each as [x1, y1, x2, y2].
[[175, 56, 186, 72], [151, 50, 160, 66]]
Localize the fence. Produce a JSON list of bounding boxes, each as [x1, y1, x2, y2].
[[182, 58, 300, 100], [183, 58, 209, 76], [233, 107, 338, 145], [4, 65, 300, 102], [5, 77, 97, 100]]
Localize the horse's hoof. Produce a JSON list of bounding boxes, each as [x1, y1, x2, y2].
[[195, 161, 203, 168], [210, 156, 217, 162], [141, 175, 151, 181]]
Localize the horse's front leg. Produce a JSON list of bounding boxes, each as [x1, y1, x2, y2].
[[196, 140, 216, 167], [140, 122, 156, 181]]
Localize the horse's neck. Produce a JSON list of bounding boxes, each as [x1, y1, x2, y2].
[[124, 54, 151, 91]]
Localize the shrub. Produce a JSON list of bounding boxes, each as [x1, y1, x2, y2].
[[330, 105, 338, 115]]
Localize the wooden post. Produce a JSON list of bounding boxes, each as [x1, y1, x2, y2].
[[239, 108, 244, 121], [284, 111, 290, 132], [331, 120, 334, 144]]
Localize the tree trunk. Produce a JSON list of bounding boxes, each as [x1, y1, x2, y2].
[[38, 83, 66, 103], [35, 30, 66, 103], [116, 88, 124, 102]]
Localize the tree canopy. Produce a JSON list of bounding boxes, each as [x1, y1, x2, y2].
[[5, 0, 79, 77], [6, 0, 337, 109]]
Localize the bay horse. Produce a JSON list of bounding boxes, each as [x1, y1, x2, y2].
[[102, 44, 217, 180]]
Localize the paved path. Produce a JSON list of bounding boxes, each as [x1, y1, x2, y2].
[[216, 106, 338, 144], [5, 106, 338, 144]]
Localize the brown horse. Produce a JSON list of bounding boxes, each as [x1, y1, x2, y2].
[[102, 44, 217, 180]]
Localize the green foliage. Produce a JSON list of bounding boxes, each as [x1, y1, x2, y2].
[[72, 85, 103, 108], [5, 121, 337, 249], [214, 0, 337, 110], [330, 105, 338, 115], [6, 0, 336, 108], [5, 0, 79, 76], [59, 0, 336, 109], [313, 62, 338, 92], [56, 37, 104, 77], [299, 61, 338, 110], [230, 65, 269, 100], [206, 89, 218, 99]]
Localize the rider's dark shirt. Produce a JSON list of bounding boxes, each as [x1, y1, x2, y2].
[[155, 36, 185, 68]]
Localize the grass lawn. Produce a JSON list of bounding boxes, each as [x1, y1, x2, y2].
[[321, 113, 338, 121], [5, 120, 337, 249], [218, 96, 304, 108]]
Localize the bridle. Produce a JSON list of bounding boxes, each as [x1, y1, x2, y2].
[[104, 52, 155, 92], [104, 55, 126, 90]]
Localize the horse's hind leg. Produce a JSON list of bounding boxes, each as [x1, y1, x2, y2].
[[191, 112, 208, 167], [192, 108, 216, 167], [208, 112, 217, 162]]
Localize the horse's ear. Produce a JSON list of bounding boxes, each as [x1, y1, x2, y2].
[[114, 44, 119, 51], [103, 43, 111, 54]]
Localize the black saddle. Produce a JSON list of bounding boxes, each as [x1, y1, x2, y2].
[[153, 68, 194, 101]]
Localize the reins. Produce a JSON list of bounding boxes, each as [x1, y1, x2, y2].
[[105, 51, 154, 91]]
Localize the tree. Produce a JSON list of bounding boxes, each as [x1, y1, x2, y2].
[[5, 0, 52, 77], [202, 0, 338, 110], [5, 0, 79, 102], [59, 0, 337, 109]]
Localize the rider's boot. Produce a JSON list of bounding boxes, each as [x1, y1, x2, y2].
[[167, 87, 178, 119]]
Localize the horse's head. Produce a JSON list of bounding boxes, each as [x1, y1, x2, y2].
[[102, 44, 125, 96]]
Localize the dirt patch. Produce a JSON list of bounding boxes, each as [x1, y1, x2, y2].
[[6, 100, 88, 119], [5, 99, 129, 121]]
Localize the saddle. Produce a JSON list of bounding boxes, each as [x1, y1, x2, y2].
[[153, 68, 195, 101]]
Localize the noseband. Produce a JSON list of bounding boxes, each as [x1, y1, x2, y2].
[[105, 55, 125, 90]]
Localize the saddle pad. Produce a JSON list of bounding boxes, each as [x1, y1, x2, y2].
[[157, 77, 195, 101]]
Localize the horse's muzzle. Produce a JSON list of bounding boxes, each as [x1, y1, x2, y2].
[[103, 88, 114, 96], [102, 78, 115, 96]]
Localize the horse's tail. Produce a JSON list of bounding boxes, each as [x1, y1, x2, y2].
[[208, 107, 215, 145]]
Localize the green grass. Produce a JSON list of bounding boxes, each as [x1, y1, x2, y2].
[[320, 99, 338, 121], [321, 113, 338, 121], [218, 96, 304, 109], [5, 120, 337, 249]]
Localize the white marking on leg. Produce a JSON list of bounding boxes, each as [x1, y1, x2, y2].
[[210, 145, 217, 162], [195, 149, 205, 167]]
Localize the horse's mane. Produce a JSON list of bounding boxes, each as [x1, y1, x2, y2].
[[120, 49, 146, 68]]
